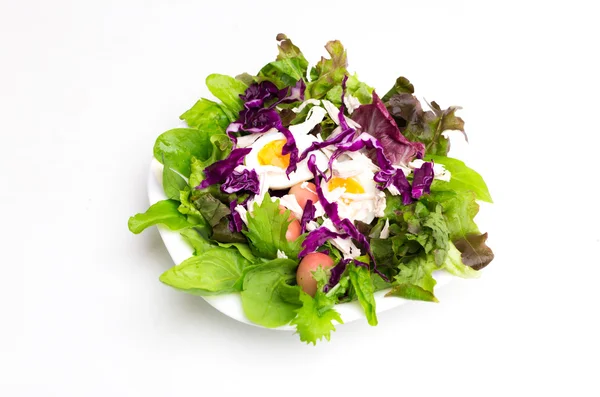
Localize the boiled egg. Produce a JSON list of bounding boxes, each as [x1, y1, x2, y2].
[[244, 106, 329, 190], [322, 153, 386, 224]]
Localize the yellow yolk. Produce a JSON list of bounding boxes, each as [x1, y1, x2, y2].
[[257, 139, 290, 169], [328, 177, 365, 194]]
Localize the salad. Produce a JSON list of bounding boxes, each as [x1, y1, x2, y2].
[[128, 34, 494, 344]]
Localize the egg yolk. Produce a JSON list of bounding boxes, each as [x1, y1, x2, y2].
[[328, 177, 365, 194], [257, 139, 290, 169]]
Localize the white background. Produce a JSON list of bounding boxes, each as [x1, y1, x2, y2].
[[1, 0, 599, 395]]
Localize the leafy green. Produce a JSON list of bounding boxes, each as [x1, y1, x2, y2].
[[427, 155, 493, 203], [324, 74, 373, 105], [244, 195, 304, 259], [258, 34, 308, 88], [454, 232, 495, 270], [180, 98, 232, 129], [308, 40, 347, 99], [128, 200, 190, 234], [291, 266, 343, 344], [160, 246, 251, 295], [395, 255, 438, 295], [216, 242, 258, 262], [180, 226, 213, 255], [385, 283, 438, 302], [211, 218, 247, 244], [178, 187, 204, 225], [382, 76, 415, 102], [192, 193, 230, 228], [404, 203, 449, 266], [348, 264, 378, 326], [385, 83, 465, 156], [240, 259, 302, 328], [154, 128, 231, 178], [428, 190, 480, 240], [162, 165, 187, 201], [442, 242, 480, 278], [291, 290, 343, 345], [205, 74, 248, 115]]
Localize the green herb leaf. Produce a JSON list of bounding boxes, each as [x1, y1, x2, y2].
[[240, 259, 302, 328], [205, 74, 248, 115], [160, 246, 251, 295], [128, 200, 190, 234], [192, 193, 230, 228], [179, 98, 231, 130], [162, 165, 187, 201]]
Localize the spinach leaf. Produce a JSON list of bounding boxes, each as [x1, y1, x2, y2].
[[205, 74, 247, 115], [160, 246, 251, 295], [192, 193, 230, 228], [128, 200, 190, 234], [180, 227, 213, 255], [240, 259, 302, 328], [154, 128, 216, 177]]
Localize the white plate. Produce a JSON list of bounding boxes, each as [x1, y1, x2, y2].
[[148, 159, 454, 330]]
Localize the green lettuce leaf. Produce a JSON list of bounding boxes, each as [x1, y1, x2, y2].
[[240, 259, 302, 328], [348, 264, 378, 326], [179, 98, 232, 129], [154, 128, 231, 178], [308, 40, 347, 99], [442, 242, 480, 278], [395, 254, 438, 296], [324, 73, 374, 105], [427, 190, 480, 240], [427, 155, 493, 203], [244, 194, 304, 259], [205, 74, 248, 115], [160, 246, 252, 295], [381, 76, 415, 102], [128, 200, 190, 234], [258, 34, 308, 88]]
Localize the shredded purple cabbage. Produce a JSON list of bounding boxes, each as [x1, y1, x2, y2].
[[323, 258, 351, 292], [299, 227, 349, 257], [229, 199, 244, 233], [323, 258, 370, 292], [221, 169, 260, 195], [411, 161, 434, 199], [374, 168, 413, 205], [274, 80, 306, 106], [297, 75, 356, 164], [300, 200, 316, 234], [328, 132, 393, 176], [197, 148, 251, 190], [306, 155, 388, 282], [241, 81, 280, 108]]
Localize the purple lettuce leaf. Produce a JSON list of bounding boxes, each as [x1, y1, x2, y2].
[[197, 148, 251, 189], [411, 161, 434, 199], [221, 169, 260, 195], [300, 199, 316, 234], [351, 92, 425, 166]]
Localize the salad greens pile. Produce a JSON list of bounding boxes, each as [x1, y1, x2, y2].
[[128, 34, 494, 344]]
